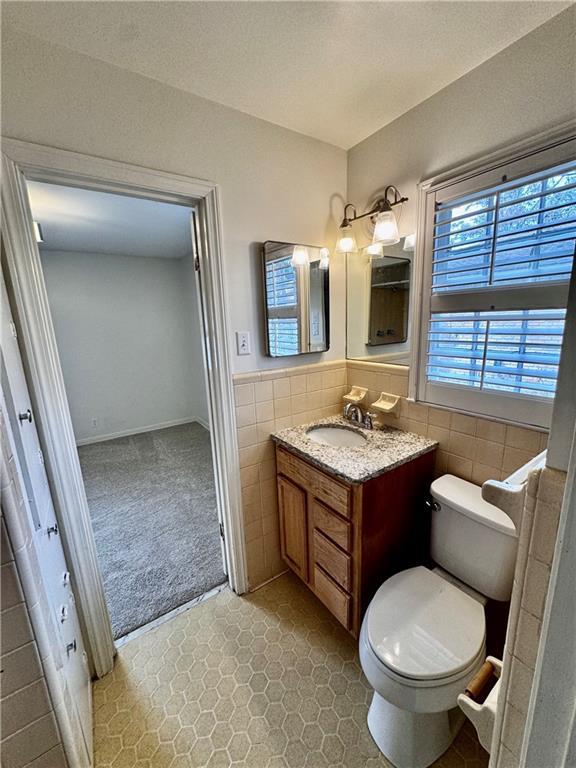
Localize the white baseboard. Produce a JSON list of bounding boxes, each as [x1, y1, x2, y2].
[[196, 416, 211, 431], [75, 417, 207, 446]]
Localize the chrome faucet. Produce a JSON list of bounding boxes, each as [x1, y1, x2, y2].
[[343, 402, 363, 424], [343, 403, 377, 430]]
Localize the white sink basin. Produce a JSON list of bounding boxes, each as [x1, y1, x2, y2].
[[307, 425, 367, 448]]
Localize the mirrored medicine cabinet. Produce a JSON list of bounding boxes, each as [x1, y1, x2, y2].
[[262, 241, 330, 358]]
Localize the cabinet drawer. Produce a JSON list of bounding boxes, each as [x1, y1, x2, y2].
[[276, 448, 351, 518], [313, 565, 351, 629], [312, 500, 352, 552], [313, 472, 350, 518], [313, 529, 352, 592], [277, 449, 310, 490]]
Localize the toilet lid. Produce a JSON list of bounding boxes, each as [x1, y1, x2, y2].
[[367, 567, 485, 681]]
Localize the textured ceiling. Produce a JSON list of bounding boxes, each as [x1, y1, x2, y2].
[[27, 181, 193, 259], [3, 1, 569, 148]]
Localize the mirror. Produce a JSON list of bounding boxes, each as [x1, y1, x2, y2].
[[262, 241, 330, 357], [346, 237, 412, 364]]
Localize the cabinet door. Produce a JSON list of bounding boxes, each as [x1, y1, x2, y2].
[[278, 476, 308, 581]]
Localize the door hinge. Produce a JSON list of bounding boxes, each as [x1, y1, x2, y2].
[[194, 256, 200, 272], [219, 522, 225, 539]]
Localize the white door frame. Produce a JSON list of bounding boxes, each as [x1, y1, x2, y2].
[[1, 138, 247, 678]]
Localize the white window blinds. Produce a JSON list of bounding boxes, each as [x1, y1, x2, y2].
[[427, 309, 566, 397], [264, 255, 300, 356], [419, 154, 575, 427], [432, 168, 576, 293]]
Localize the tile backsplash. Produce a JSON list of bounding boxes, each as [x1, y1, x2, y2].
[[346, 360, 548, 486], [234, 359, 547, 590], [0, 516, 68, 768], [493, 466, 565, 767], [233, 360, 348, 588]]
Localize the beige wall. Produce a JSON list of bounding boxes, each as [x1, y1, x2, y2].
[[493, 467, 566, 767], [347, 7, 576, 241], [0, 25, 347, 375], [347, 362, 548, 486], [1, 514, 68, 768], [236, 359, 546, 590], [233, 360, 348, 587]]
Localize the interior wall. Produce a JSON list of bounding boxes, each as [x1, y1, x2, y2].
[[1, 25, 347, 374], [492, 466, 567, 768], [347, 6, 576, 240], [41, 250, 208, 443], [0, 512, 68, 768]]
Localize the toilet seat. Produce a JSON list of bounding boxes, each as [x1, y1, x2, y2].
[[366, 566, 486, 682]]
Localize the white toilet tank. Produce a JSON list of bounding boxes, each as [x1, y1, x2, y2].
[[430, 475, 518, 601]]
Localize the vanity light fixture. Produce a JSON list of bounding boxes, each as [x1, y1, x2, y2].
[[337, 185, 408, 253], [33, 221, 44, 243], [365, 243, 383, 258], [319, 247, 330, 270], [335, 220, 358, 254], [403, 233, 416, 251], [291, 245, 309, 267]]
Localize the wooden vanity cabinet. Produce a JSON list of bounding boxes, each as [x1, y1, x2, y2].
[[276, 445, 435, 637]]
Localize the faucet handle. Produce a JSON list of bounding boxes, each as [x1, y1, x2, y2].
[[363, 412, 378, 430]]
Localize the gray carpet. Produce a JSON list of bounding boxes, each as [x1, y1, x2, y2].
[[78, 422, 226, 639]]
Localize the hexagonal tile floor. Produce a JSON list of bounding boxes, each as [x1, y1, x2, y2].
[[93, 573, 489, 768]]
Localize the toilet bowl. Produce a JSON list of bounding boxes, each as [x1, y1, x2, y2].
[[359, 475, 518, 768], [360, 566, 486, 768]]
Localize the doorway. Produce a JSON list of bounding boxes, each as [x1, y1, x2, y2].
[[2, 139, 246, 676], [25, 180, 227, 639]]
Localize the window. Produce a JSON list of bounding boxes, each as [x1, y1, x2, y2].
[[264, 254, 300, 356], [417, 143, 576, 428]]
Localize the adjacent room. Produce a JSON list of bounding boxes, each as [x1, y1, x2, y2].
[[26, 180, 226, 638]]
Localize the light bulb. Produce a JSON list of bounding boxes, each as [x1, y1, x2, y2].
[[403, 233, 416, 251], [291, 245, 309, 267], [335, 223, 357, 254], [372, 210, 400, 246], [365, 243, 383, 258], [319, 248, 330, 270]]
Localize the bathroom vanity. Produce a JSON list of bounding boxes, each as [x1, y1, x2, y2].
[[272, 417, 437, 636]]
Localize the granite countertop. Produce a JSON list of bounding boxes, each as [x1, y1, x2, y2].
[[271, 415, 438, 484]]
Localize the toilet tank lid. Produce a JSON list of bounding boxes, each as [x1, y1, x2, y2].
[[431, 475, 516, 537]]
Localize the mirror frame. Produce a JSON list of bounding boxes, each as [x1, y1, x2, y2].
[[262, 240, 330, 358]]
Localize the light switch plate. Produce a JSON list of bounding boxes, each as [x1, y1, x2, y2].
[[236, 331, 251, 356]]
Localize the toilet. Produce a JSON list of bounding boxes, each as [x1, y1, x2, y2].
[[359, 474, 518, 768]]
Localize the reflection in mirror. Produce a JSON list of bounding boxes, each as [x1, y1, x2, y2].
[[262, 241, 330, 358], [367, 256, 410, 346], [347, 237, 412, 364]]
